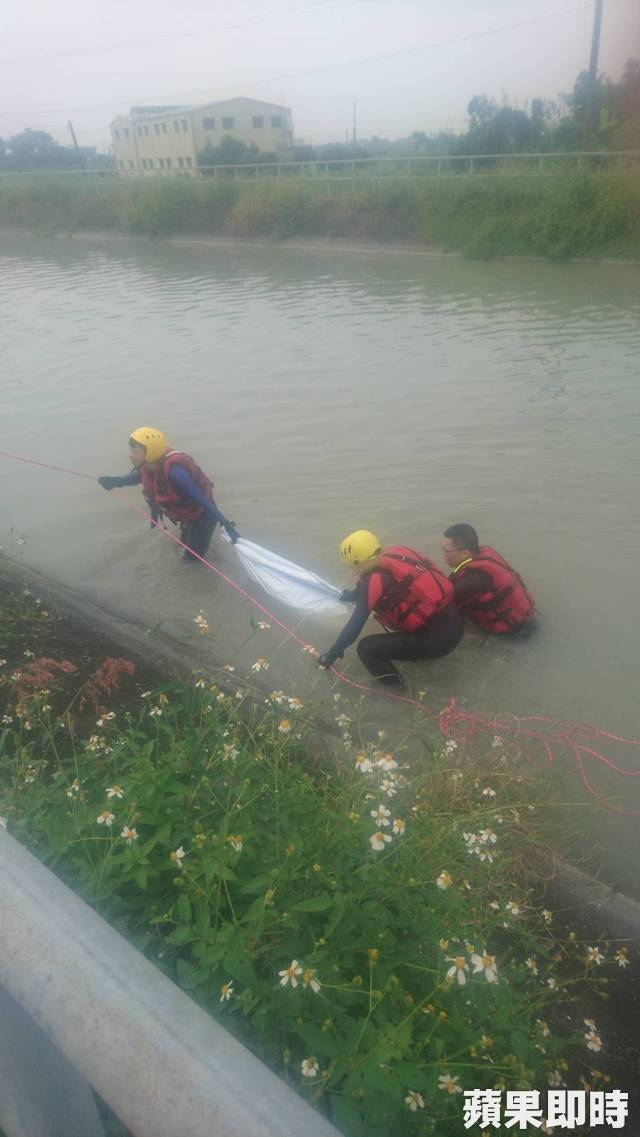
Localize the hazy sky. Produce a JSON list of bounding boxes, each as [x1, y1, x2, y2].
[[0, 0, 637, 150]]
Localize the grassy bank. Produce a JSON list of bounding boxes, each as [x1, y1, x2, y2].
[[0, 171, 639, 259], [1, 571, 635, 1135]]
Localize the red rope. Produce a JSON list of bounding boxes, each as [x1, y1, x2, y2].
[[2, 447, 639, 815]]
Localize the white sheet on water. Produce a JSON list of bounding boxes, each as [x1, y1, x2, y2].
[[227, 537, 348, 617]]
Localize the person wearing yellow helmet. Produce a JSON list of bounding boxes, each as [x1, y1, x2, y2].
[[318, 530, 463, 686], [98, 427, 240, 561]]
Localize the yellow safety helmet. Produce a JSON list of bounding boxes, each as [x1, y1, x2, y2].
[[339, 530, 381, 570], [129, 427, 168, 464]]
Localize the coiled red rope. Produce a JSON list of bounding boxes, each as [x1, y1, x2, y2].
[[2, 447, 639, 816]]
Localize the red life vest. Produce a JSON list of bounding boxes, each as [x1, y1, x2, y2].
[[365, 545, 454, 634], [453, 546, 535, 634], [139, 450, 213, 525]]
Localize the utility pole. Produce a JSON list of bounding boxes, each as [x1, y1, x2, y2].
[[67, 120, 86, 176], [352, 96, 357, 144], [583, 0, 603, 147]]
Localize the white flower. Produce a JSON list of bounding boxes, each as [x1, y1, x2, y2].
[[505, 900, 520, 916], [96, 711, 116, 726], [548, 1069, 563, 1088], [140, 690, 152, 699], [542, 908, 552, 924], [404, 1090, 425, 1112], [278, 719, 291, 734], [170, 846, 186, 868], [149, 705, 162, 718], [193, 610, 211, 634], [479, 827, 497, 845], [583, 1017, 597, 1031], [526, 958, 539, 976], [222, 664, 236, 673], [438, 1072, 462, 1094], [251, 658, 269, 672], [377, 754, 398, 772], [443, 738, 458, 754], [227, 834, 243, 853], [446, 955, 468, 985], [482, 786, 497, 797], [120, 826, 138, 844], [194, 678, 206, 689], [256, 621, 271, 630], [219, 980, 234, 1002], [436, 870, 453, 890], [96, 811, 115, 827], [585, 946, 605, 966], [615, 947, 629, 968], [379, 777, 397, 798], [537, 1019, 551, 1038], [269, 690, 286, 705], [370, 831, 393, 852], [392, 818, 406, 836], [585, 1029, 602, 1052], [288, 696, 304, 711], [471, 951, 498, 983], [335, 713, 351, 728], [489, 900, 500, 911], [279, 960, 303, 988], [106, 785, 124, 799], [301, 644, 316, 654], [301, 1057, 319, 1078], [547, 977, 558, 991], [355, 753, 373, 773], [370, 803, 391, 827], [302, 968, 322, 994], [491, 736, 504, 749]]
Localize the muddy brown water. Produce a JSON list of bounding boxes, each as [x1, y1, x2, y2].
[[1, 230, 639, 894]]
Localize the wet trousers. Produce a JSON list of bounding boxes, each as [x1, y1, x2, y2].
[[357, 605, 464, 684]]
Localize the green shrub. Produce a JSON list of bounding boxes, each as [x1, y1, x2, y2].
[[0, 586, 625, 1136]]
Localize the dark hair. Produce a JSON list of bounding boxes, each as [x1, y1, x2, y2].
[[443, 523, 479, 555]]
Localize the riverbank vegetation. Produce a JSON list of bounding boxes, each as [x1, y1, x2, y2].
[[0, 168, 638, 259], [0, 572, 633, 1135]]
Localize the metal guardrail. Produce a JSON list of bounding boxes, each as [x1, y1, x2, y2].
[[0, 150, 638, 183], [0, 828, 341, 1137]]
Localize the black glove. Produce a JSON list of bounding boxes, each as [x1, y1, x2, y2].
[[339, 587, 358, 603], [98, 476, 119, 491], [318, 648, 341, 670], [224, 520, 240, 544]]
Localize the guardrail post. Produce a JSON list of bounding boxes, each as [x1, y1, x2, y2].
[[469, 156, 475, 174], [0, 982, 105, 1137]]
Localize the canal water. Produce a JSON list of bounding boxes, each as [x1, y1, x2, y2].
[[1, 231, 639, 891]]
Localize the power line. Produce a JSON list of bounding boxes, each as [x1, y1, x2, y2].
[[0, 0, 365, 67], [0, 3, 596, 122]]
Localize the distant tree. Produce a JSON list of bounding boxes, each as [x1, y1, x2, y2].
[[0, 128, 80, 169], [197, 135, 277, 170]]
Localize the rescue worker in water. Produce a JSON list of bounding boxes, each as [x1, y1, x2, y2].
[[318, 530, 464, 686], [442, 523, 535, 635], [98, 427, 240, 561]]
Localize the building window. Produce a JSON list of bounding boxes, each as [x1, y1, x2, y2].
[[144, 125, 149, 136], [129, 160, 134, 168], [252, 115, 264, 128], [166, 157, 172, 168], [173, 120, 180, 132], [162, 122, 168, 133], [178, 157, 184, 168], [203, 117, 215, 129], [118, 160, 124, 168], [181, 119, 188, 131], [137, 126, 143, 137], [271, 115, 283, 128], [124, 128, 130, 139], [114, 129, 120, 140], [159, 158, 165, 168], [185, 156, 192, 167], [222, 116, 234, 129], [154, 123, 160, 135]]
